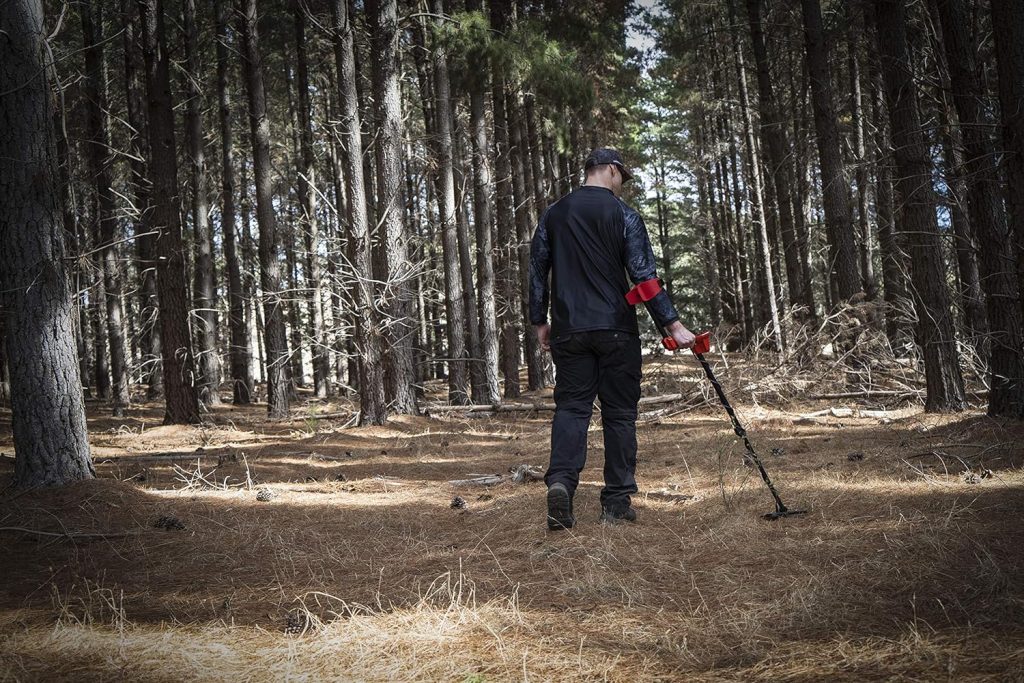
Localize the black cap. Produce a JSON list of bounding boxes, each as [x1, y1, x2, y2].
[[584, 147, 634, 182]]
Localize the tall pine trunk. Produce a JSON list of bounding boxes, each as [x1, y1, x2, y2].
[[139, 0, 201, 424], [330, 0, 387, 424], [990, 0, 1024, 322], [728, 0, 782, 348], [491, 0, 521, 398], [936, 0, 1024, 417], [80, 0, 130, 416], [430, 0, 470, 404], [800, 0, 861, 302], [848, 29, 877, 301], [466, 0, 502, 406], [874, 0, 965, 412], [184, 0, 221, 407], [237, 0, 290, 419], [368, 0, 418, 414], [122, 0, 163, 400], [293, 4, 330, 399], [745, 0, 815, 318], [215, 0, 252, 404], [1, 0, 95, 487]]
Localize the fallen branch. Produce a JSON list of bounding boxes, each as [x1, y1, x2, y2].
[[797, 407, 899, 419], [807, 390, 919, 400], [96, 452, 229, 464], [428, 393, 688, 414], [450, 464, 544, 487]]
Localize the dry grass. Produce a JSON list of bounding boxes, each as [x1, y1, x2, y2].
[[1, 357, 1023, 681]]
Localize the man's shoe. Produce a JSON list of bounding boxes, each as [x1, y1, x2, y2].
[[547, 483, 575, 530], [599, 505, 637, 524]]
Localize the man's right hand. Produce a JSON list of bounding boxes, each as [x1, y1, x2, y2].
[[666, 320, 696, 349]]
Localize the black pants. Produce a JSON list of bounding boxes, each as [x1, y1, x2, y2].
[[545, 330, 642, 510]]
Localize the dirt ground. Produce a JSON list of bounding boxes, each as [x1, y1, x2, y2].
[[1, 354, 1023, 681]]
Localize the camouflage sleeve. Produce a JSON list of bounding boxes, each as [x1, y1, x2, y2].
[[622, 204, 680, 330], [528, 208, 552, 325]]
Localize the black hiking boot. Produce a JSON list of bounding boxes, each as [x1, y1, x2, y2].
[[547, 483, 575, 531], [599, 505, 637, 524]]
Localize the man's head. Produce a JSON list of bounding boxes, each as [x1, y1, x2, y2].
[[584, 147, 634, 196]]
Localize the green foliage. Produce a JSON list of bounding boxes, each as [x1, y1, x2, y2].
[[437, 11, 594, 112]]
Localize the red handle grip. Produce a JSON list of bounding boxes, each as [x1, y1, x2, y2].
[[661, 331, 711, 354], [692, 332, 711, 354]]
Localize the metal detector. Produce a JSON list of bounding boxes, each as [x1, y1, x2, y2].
[[663, 331, 807, 520]]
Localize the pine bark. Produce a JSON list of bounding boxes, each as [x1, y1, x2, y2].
[[466, 0, 502, 406], [1, 0, 95, 487], [293, 3, 330, 399], [429, 0, 470, 405], [491, 0, 521, 398], [237, 0, 290, 418], [183, 0, 221, 407], [848, 32, 877, 301], [874, 0, 966, 412], [139, 0, 201, 424], [215, 0, 252, 404], [122, 0, 162, 400], [990, 0, 1024, 322], [368, 0, 418, 415], [330, 0, 387, 424], [865, 3, 912, 344], [510, 93, 545, 389], [800, 0, 861, 302], [935, 0, 1024, 417], [728, 0, 782, 348], [745, 0, 815, 317], [80, 0, 130, 416]]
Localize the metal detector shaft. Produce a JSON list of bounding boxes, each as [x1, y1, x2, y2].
[[665, 332, 805, 519]]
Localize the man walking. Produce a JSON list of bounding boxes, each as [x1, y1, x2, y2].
[[529, 148, 695, 530]]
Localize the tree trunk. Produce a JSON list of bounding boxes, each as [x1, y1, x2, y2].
[[215, 0, 252, 404], [428, 0, 470, 405], [121, 0, 162, 400], [282, 67, 305, 393], [800, 0, 861, 302], [183, 0, 221, 408], [368, 0, 418, 415], [491, 0, 521, 398], [466, 0, 502, 406], [874, 0, 965, 412], [237, 0, 289, 419], [936, 0, 1024, 417], [139, 0, 201, 424], [728, 0, 782, 349], [848, 31, 878, 301], [510, 93, 545, 390], [293, 3, 330, 399], [453, 119, 485, 401], [80, 0, 130, 417], [0, 314, 8, 407], [694, 122, 723, 326], [1, 0, 95, 487], [865, 4, 912, 345], [990, 0, 1024, 322], [745, 0, 815, 318], [330, 0, 387, 424]]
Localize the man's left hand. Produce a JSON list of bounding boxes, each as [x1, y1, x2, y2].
[[535, 324, 551, 352]]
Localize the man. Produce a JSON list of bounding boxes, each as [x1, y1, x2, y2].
[[529, 147, 695, 530]]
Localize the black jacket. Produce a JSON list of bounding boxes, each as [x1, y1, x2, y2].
[[528, 185, 680, 337]]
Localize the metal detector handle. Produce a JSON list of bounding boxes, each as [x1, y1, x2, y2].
[[661, 330, 711, 354]]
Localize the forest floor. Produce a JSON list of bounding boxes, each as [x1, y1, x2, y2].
[[1, 353, 1023, 682]]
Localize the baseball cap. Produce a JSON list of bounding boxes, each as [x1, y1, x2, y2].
[[584, 147, 634, 182]]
